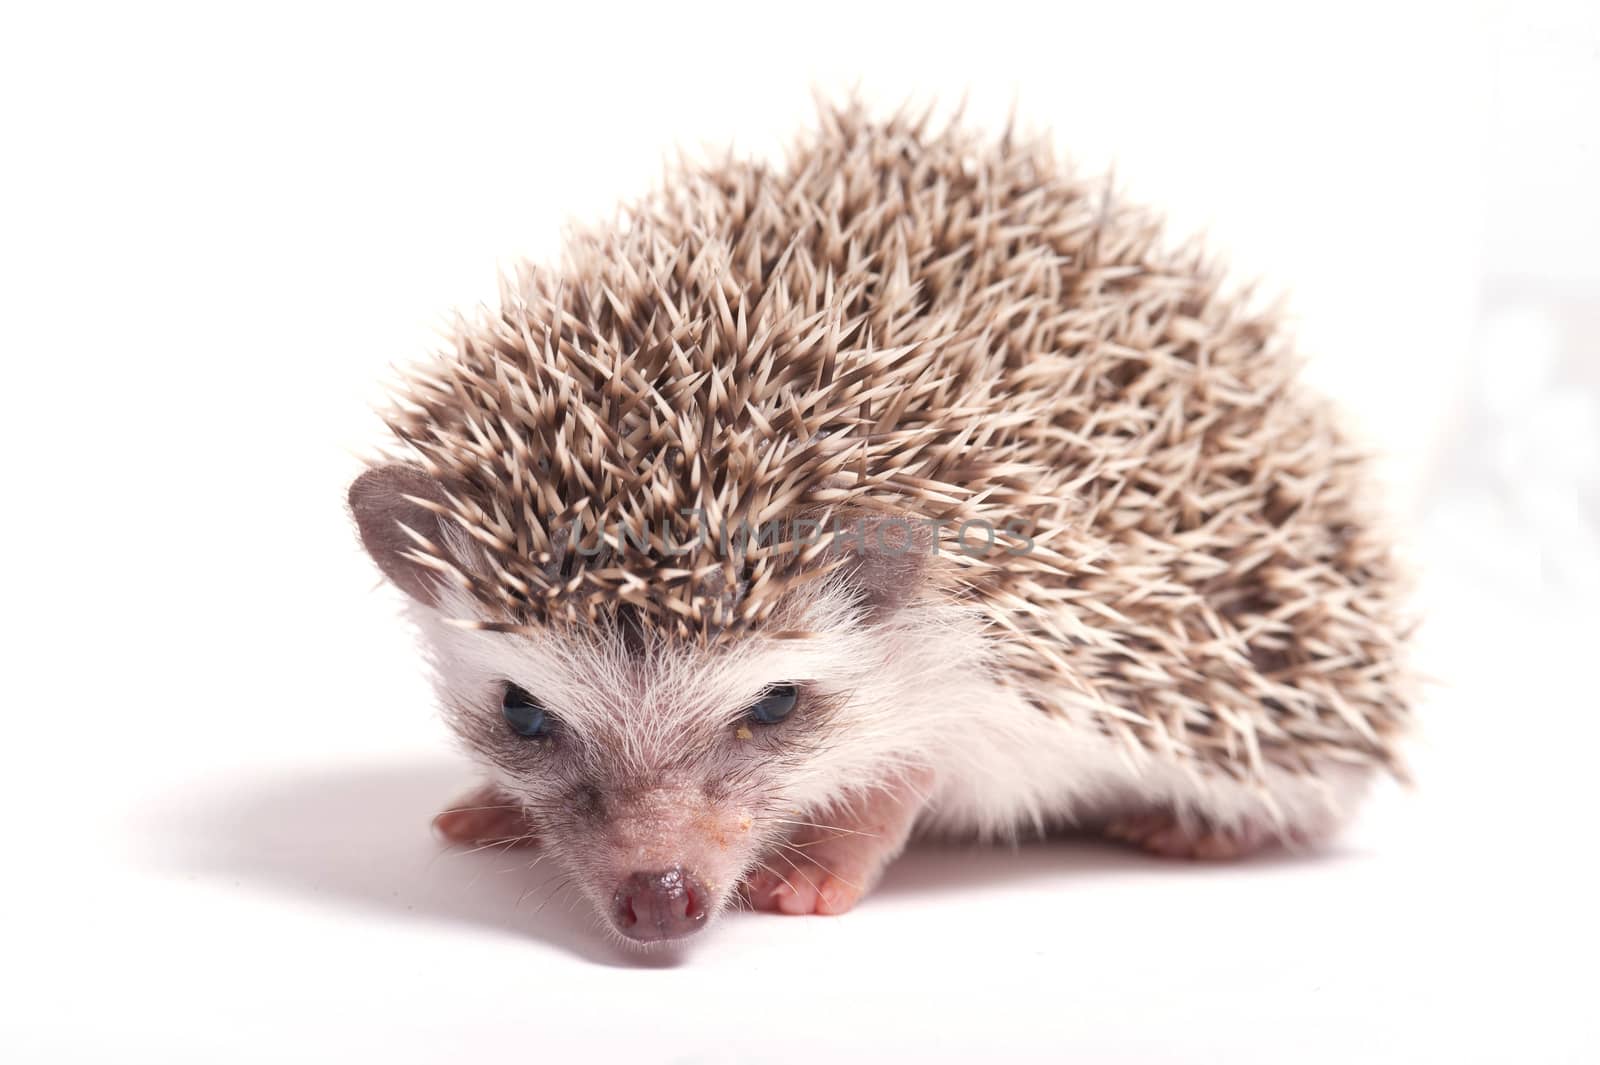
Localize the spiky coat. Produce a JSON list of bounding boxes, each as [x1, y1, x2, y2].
[[377, 104, 1412, 783]]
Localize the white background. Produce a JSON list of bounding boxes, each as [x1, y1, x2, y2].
[[2, 2, 1596, 1062]]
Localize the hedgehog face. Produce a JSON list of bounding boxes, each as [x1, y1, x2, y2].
[[352, 464, 961, 945], [411, 575, 952, 945]]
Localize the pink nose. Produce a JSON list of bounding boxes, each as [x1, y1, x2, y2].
[[611, 866, 709, 941]]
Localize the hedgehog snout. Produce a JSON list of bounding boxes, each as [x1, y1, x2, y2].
[[610, 865, 710, 942]]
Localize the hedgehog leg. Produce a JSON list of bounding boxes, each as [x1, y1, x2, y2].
[[1101, 762, 1371, 859], [1102, 810, 1290, 860], [431, 783, 537, 847], [742, 770, 933, 916]]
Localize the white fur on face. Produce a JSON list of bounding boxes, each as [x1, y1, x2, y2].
[[406, 579, 998, 923]]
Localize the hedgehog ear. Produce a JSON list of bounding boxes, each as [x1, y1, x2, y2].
[[348, 464, 461, 606], [827, 516, 933, 619]]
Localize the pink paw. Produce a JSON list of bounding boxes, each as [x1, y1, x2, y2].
[[742, 860, 865, 916], [739, 772, 931, 917], [432, 785, 536, 847]]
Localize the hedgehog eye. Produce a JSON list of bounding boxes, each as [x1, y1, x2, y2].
[[746, 683, 798, 725], [502, 684, 553, 738]]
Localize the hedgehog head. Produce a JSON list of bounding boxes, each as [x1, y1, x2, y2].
[[350, 461, 977, 942]]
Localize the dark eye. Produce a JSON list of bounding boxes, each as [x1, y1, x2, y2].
[[747, 683, 798, 725], [502, 684, 553, 738]]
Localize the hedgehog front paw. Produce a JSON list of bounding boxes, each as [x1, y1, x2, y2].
[[742, 838, 884, 916], [431, 784, 537, 847], [742, 770, 932, 916], [1103, 810, 1289, 860]]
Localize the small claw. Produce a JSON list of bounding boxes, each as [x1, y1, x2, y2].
[[813, 877, 861, 916]]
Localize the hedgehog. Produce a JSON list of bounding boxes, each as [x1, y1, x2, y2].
[[348, 101, 1412, 946]]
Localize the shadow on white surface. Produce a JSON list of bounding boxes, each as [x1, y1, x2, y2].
[[150, 761, 640, 966], [148, 758, 1346, 969]]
